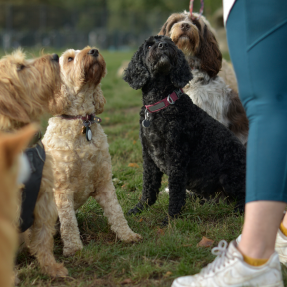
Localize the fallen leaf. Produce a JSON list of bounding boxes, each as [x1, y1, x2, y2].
[[128, 163, 139, 168], [197, 236, 214, 248], [121, 278, 133, 285], [105, 117, 110, 121], [133, 140, 137, 144], [156, 228, 165, 236], [121, 184, 126, 188], [139, 218, 143, 222], [164, 271, 172, 277]]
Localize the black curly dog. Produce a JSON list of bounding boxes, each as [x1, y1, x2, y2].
[[124, 35, 246, 220]]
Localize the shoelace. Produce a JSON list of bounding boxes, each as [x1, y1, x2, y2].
[[200, 240, 235, 277]]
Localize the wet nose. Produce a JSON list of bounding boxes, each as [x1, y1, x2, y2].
[[88, 49, 99, 57], [181, 23, 190, 31], [51, 54, 59, 62], [158, 42, 168, 49]]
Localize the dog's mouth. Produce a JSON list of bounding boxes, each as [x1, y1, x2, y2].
[[153, 54, 171, 74]]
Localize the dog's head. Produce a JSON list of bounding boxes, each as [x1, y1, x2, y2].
[[0, 50, 60, 128], [59, 46, 107, 115], [159, 12, 222, 78], [123, 35, 192, 90]]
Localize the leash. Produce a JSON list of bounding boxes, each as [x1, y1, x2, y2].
[[142, 88, 184, 128], [189, 0, 204, 20], [58, 113, 102, 141]]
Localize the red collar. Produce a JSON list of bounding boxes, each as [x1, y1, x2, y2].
[[58, 113, 102, 124], [145, 88, 184, 113]]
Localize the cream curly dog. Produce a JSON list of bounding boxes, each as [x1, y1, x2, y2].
[[43, 46, 142, 256], [0, 50, 68, 277]]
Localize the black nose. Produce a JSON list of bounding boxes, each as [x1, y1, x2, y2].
[[158, 42, 168, 49], [51, 54, 59, 62], [88, 49, 99, 57], [181, 23, 190, 31]]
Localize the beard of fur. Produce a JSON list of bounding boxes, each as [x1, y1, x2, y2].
[[170, 25, 200, 57]]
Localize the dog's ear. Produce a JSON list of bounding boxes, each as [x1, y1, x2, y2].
[[197, 25, 222, 78], [123, 45, 150, 90], [93, 85, 106, 115], [158, 22, 168, 36], [0, 124, 38, 168], [170, 48, 193, 88], [0, 81, 30, 123]]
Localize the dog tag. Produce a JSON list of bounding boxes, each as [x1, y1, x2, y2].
[[142, 119, 150, 128], [86, 126, 92, 141], [81, 126, 86, 134]]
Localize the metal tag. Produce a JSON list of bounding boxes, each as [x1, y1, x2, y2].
[[142, 119, 150, 128], [81, 126, 86, 134], [86, 126, 92, 141], [142, 109, 151, 128]]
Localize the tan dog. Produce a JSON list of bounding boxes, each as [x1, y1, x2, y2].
[[159, 12, 248, 145], [43, 47, 142, 256], [0, 125, 37, 287], [0, 50, 68, 277]]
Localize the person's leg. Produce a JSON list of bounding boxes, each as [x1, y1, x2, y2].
[[227, 0, 287, 262], [239, 202, 286, 259], [172, 0, 287, 285]]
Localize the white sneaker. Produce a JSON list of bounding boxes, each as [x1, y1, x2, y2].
[[171, 240, 283, 287], [275, 228, 287, 265]]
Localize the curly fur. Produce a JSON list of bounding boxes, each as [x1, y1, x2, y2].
[[0, 126, 37, 287], [124, 36, 246, 219], [0, 50, 68, 278], [159, 12, 248, 145], [42, 47, 141, 257]]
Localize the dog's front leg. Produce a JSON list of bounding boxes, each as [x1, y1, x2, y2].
[[54, 190, 83, 256], [128, 144, 163, 215], [166, 140, 189, 219], [93, 160, 142, 242]]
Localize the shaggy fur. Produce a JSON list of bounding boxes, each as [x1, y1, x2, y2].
[[0, 125, 37, 287], [124, 36, 246, 219], [42, 47, 142, 257], [0, 50, 68, 277], [159, 11, 248, 145]]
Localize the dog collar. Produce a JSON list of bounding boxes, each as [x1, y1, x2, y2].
[[59, 113, 102, 123], [145, 88, 184, 113], [58, 113, 101, 142]]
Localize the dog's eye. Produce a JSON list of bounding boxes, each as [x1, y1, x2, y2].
[[17, 64, 25, 71], [68, 57, 73, 62]]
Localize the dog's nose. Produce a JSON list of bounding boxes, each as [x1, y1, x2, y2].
[[181, 23, 190, 31], [88, 49, 99, 57], [158, 42, 168, 49], [51, 54, 59, 62]]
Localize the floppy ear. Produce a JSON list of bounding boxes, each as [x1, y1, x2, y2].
[[123, 45, 150, 90], [93, 85, 106, 115], [197, 25, 222, 78], [170, 48, 193, 88], [0, 82, 30, 123], [158, 22, 168, 36]]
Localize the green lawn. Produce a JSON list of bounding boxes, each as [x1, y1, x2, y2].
[[1, 48, 287, 286]]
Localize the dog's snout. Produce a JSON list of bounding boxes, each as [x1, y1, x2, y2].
[[181, 23, 190, 31], [158, 42, 168, 49], [88, 49, 99, 57], [51, 54, 59, 62]]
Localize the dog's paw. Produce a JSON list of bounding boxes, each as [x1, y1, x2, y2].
[[120, 232, 142, 243], [127, 204, 144, 215], [63, 241, 83, 257], [44, 263, 68, 277]]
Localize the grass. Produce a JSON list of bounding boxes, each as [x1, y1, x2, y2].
[[1, 48, 287, 286]]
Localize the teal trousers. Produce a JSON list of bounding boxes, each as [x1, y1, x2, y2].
[[226, 0, 287, 202]]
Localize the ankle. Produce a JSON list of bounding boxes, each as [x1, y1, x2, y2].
[[237, 241, 273, 260]]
